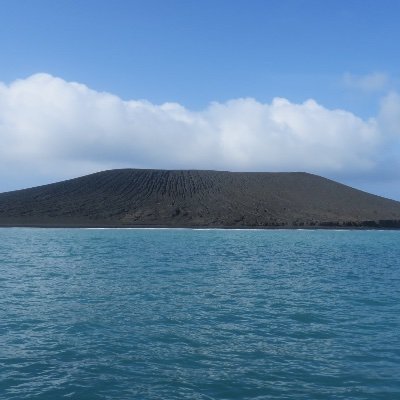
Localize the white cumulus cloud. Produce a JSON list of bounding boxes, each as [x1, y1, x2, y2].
[[378, 91, 400, 137], [0, 73, 399, 196]]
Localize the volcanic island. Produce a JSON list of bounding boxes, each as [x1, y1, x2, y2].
[[0, 169, 400, 228]]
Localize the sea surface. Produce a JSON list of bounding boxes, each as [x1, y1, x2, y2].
[[1, 228, 399, 400]]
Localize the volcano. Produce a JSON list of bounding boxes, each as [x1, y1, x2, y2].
[[1, 169, 400, 228]]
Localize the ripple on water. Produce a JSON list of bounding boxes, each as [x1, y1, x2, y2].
[[1, 228, 400, 399]]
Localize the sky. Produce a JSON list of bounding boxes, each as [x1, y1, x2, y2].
[[1, 0, 400, 199]]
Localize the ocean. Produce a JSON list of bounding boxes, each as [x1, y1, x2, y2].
[[1, 228, 399, 399]]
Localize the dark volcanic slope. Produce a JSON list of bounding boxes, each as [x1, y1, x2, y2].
[[1, 169, 400, 228]]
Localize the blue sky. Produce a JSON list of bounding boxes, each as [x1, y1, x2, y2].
[[1, 0, 400, 199]]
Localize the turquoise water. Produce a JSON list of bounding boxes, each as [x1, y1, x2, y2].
[[1, 228, 399, 400]]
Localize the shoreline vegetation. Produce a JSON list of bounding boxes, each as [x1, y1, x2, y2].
[[1, 169, 400, 229]]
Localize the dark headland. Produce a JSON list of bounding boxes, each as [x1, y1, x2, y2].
[[0, 169, 400, 228]]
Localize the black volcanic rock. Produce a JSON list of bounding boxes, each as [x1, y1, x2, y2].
[[0, 169, 400, 228]]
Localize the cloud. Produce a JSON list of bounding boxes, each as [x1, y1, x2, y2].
[[343, 72, 389, 92], [0, 73, 399, 195], [378, 91, 400, 137]]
